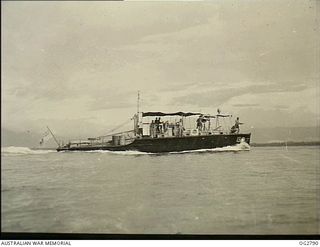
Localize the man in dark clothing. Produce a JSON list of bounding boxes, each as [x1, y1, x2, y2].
[[234, 117, 242, 133], [158, 117, 162, 134], [201, 116, 208, 131], [196, 116, 203, 130]]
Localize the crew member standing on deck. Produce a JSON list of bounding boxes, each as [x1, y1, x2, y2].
[[164, 121, 169, 134], [178, 119, 184, 137], [158, 117, 162, 134], [234, 117, 243, 134], [155, 117, 159, 136], [150, 120, 155, 138], [201, 116, 208, 131], [196, 115, 203, 130]]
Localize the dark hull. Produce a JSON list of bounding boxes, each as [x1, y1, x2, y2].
[[57, 133, 251, 153]]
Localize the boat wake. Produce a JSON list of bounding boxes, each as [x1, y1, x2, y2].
[[169, 141, 251, 154], [2, 142, 250, 156], [64, 150, 153, 155], [1, 146, 56, 156]]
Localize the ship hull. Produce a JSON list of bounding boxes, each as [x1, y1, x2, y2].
[[57, 133, 251, 153]]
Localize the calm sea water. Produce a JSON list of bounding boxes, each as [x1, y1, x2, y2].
[[1, 145, 319, 234]]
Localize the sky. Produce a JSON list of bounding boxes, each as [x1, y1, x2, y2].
[[2, 0, 319, 140]]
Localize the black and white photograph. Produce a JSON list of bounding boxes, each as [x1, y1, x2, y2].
[[1, 0, 319, 238]]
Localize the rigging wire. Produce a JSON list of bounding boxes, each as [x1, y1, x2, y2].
[[99, 118, 133, 138]]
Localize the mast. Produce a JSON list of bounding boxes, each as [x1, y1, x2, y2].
[[216, 108, 220, 129], [137, 90, 140, 116], [134, 91, 140, 136], [47, 126, 60, 147]]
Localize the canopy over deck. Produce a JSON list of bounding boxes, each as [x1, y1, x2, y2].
[[142, 112, 201, 117], [142, 112, 231, 118]]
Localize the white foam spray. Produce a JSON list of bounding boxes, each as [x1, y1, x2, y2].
[[1, 146, 56, 156], [169, 141, 250, 154]]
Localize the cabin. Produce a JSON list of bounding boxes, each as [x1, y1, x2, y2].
[[132, 111, 234, 139]]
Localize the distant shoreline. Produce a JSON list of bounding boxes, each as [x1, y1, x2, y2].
[[251, 141, 320, 147]]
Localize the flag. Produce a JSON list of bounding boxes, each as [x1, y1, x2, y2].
[[39, 130, 52, 146]]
